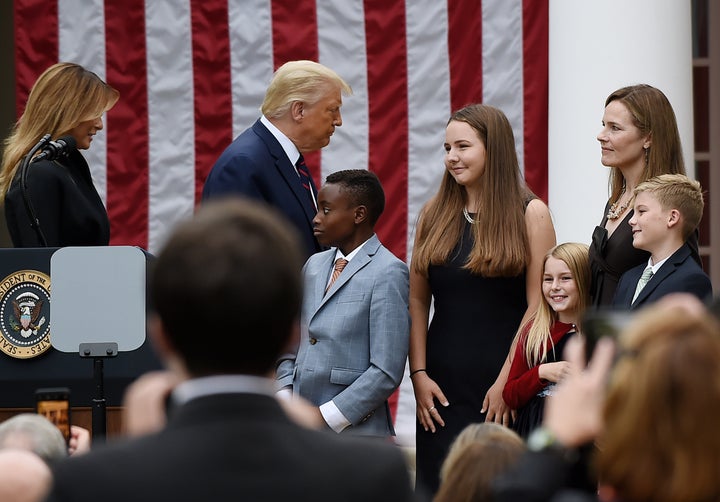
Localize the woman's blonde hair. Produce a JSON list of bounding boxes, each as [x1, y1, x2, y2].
[[412, 104, 532, 278], [520, 242, 590, 366], [598, 306, 720, 502], [438, 422, 524, 483], [0, 62, 119, 200], [261, 60, 352, 119]]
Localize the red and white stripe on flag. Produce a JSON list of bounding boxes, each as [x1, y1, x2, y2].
[[14, 0, 547, 436], [14, 0, 548, 259]]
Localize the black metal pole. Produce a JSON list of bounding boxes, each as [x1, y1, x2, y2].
[[92, 357, 107, 442]]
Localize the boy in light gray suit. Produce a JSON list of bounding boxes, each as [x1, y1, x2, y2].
[[277, 170, 410, 437]]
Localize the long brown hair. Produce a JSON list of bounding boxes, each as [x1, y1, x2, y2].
[[604, 84, 686, 203], [598, 307, 720, 502], [412, 104, 531, 277], [0, 62, 119, 201]]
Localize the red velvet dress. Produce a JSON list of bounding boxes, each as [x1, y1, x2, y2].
[[503, 320, 576, 438]]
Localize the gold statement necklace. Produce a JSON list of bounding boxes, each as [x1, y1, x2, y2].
[[606, 191, 635, 220]]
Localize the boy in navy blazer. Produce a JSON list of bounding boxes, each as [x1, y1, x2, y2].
[[613, 174, 712, 309], [277, 170, 410, 437]]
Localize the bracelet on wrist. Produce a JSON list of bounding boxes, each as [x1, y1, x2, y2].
[[409, 369, 427, 378], [527, 427, 560, 452], [527, 427, 578, 462]]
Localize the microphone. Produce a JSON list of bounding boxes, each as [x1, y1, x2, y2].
[[31, 135, 77, 163]]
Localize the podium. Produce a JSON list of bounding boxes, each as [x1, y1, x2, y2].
[[0, 247, 162, 416]]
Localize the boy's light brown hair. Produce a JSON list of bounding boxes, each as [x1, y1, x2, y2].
[[634, 173, 704, 240]]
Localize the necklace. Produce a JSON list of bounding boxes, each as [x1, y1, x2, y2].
[[463, 207, 476, 224], [606, 193, 634, 220]]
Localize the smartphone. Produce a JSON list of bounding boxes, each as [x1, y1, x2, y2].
[[35, 387, 71, 444], [581, 309, 633, 363]]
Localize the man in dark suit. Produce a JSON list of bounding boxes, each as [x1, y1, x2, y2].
[[612, 174, 712, 309], [202, 60, 352, 260], [45, 199, 414, 502]]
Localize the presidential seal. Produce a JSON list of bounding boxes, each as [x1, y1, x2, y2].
[[0, 270, 51, 359]]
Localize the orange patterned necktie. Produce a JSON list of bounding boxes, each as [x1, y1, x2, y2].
[[326, 258, 348, 293]]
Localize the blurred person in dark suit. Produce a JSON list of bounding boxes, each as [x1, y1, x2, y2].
[[45, 198, 414, 502]]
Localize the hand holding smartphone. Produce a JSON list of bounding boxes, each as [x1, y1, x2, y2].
[[35, 387, 71, 444], [581, 309, 632, 364]]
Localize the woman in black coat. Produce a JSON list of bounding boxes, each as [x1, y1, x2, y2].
[[1, 62, 119, 247]]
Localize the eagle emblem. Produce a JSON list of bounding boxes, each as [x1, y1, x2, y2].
[[0, 269, 52, 359], [12, 292, 46, 338]]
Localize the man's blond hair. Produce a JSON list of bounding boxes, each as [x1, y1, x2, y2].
[[261, 60, 352, 119]]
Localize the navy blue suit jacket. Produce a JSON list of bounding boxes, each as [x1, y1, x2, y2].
[[202, 119, 322, 260], [46, 393, 415, 502], [612, 243, 712, 310]]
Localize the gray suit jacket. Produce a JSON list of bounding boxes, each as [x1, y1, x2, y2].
[[277, 235, 410, 436]]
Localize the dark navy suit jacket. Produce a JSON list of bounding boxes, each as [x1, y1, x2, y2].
[[612, 243, 712, 310], [46, 393, 415, 502], [202, 119, 322, 260]]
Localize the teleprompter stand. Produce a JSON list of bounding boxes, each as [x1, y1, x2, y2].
[[50, 247, 150, 442], [78, 342, 118, 440]]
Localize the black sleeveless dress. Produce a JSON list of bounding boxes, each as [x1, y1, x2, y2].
[[415, 220, 527, 494]]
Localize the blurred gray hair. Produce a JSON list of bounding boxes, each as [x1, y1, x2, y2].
[[0, 414, 67, 463]]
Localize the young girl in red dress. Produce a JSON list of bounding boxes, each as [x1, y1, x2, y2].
[[503, 242, 590, 438]]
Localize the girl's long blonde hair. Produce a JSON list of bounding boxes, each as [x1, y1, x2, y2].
[[521, 242, 590, 367], [412, 104, 532, 278], [0, 62, 119, 201]]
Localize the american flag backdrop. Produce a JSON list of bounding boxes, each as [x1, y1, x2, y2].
[[14, 0, 548, 437], [14, 0, 548, 259]]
